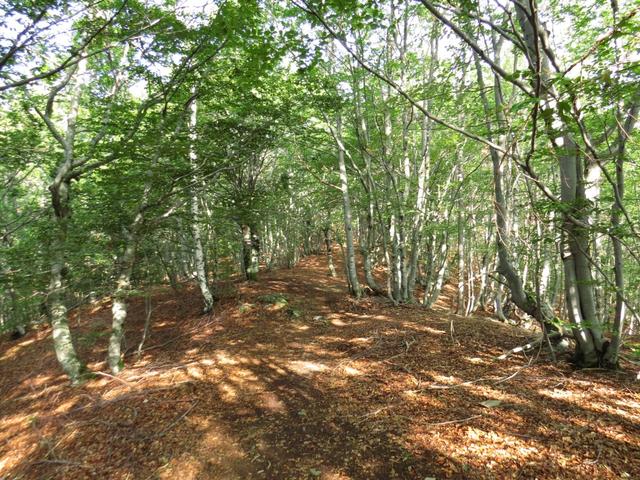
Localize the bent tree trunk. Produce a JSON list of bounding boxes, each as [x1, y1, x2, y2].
[[45, 57, 88, 384], [360, 208, 385, 295], [515, 3, 604, 366], [472, 51, 561, 339]]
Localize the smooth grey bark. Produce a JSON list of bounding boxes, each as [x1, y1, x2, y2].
[[106, 104, 187, 374], [323, 227, 337, 277], [43, 58, 88, 384], [604, 96, 639, 366], [473, 47, 560, 338], [242, 224, 259, 281], [335, 114, 361, 297], [514, 2, 603, 366], [407, 35, 437, 299], [107, 225, 138, 374], [350, 63, 386, 296], [359, 210, 385, 295], [455, 160, 465, 315], [188, 95, 214, 313], [425, 246, 448, 308]]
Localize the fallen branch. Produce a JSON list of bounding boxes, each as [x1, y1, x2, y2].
[[497, 336, 544, 360], [94, 370, 136, 388], [497, 332, 564, 360]]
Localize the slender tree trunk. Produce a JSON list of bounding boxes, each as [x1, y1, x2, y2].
[[456, 160, 465, 314], [242, 224, 260, 281], [323, 227, 337, 277], [107, 227, 137, 374], [336, 114, 361, 297], [473, 50, 560, 337], [188, 94, 214, 312]]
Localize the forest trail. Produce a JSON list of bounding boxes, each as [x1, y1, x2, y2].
[[1, 254, 640, 480]]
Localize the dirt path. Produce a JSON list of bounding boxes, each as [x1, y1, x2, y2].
[[1, 254, 640, 479]]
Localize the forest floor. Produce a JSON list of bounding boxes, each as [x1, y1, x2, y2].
[[1, 254, 640, 480]]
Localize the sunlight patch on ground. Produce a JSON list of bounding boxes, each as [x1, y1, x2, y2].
[[0, 337, 38, 361], [465, 356, 485, 364], [538, 388, 582, 401], [288, 360, 328, 374], [259, 391, 286, 412], [465, 427, 542, 461], [422, 326, 446, 335], [330, 318, 347, 326], [341, 366, 363, 376], [187, 365, 205, 379], [219, 382, 238, 401], [160, 416, 250, 480], [430, 373, 459, 385], [215, 351, 239, 365]]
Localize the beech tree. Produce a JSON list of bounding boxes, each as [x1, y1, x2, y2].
[[1, 0, 638, 382]]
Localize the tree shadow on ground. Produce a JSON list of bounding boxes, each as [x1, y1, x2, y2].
[[1, 254, 639, 479]]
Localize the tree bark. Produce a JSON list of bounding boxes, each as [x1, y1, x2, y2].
[[323, 227, 337, 277], [335, 114, 361, 297], [45, 57, 88, 384], [242, 224, 260, 281], [107, 226, 137, 374], [188, 94, 214, 313]]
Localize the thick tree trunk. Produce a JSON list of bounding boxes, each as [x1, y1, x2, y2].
[[515, 3, 605, 365], [49, 202, 86, 383], [45, 57, 88, 384]]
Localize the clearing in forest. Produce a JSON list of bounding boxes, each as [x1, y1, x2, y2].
[[1, 254, 639, 480]]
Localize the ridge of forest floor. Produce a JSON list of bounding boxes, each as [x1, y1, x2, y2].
[[1, 254, 639, 479]]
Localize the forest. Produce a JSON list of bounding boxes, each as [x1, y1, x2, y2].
[[1, 0, 639, 478]]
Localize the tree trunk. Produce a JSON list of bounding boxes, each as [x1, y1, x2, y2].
[[107, 227, 137, 374], [514, 3, 605, 366], [46, 57, 88, 384], [242, 224, 260, 281], [323, 227, 337, 277], [336, 114, 361, 297], [188, 94, 214, 313]]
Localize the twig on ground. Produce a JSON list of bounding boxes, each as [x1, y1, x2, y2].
[[585, 444, 602, 464], [134, 400, 198, 441], [427, 414, 483, 426], [94, 370, 135, 388], [32, 459, 93, 469]]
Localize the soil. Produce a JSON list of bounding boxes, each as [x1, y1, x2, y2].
[[1, 253, 639, 479]]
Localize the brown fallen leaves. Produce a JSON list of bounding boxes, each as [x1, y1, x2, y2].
[[1, 254, 639, 479]]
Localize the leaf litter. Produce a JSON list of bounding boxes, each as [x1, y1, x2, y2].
[[1, 253, 639, 479]]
